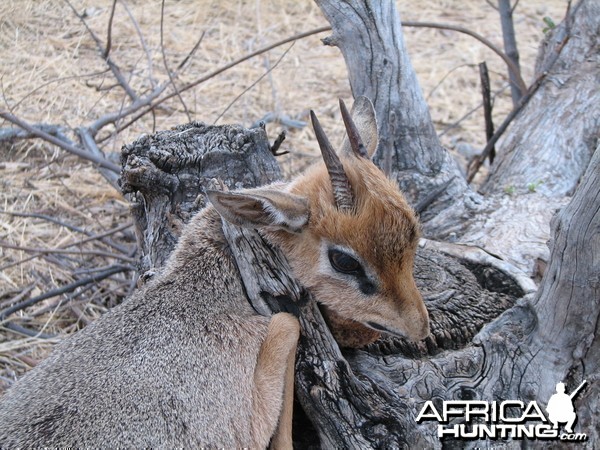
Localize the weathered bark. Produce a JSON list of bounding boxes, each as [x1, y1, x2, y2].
[[117, 0, 599, 447], [446, 0, 599, 275], [120, 122, 281, 273], [484, 0, 599, 197], [314, 0, 480, 231], [317, 0, 599, 277], [120, 121, 533, 448]]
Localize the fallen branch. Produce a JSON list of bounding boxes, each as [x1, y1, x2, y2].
[[0, 240, 136, 264], [0, 110, 120, 173], [64, 0, 138, 102], [467, 33, 571, 182], [0, 265, 131, 322], [402, 20, 527, 95]]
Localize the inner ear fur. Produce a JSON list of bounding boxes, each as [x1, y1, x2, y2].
[[206, 189, 309, 233], [340, 96, 379, 159]]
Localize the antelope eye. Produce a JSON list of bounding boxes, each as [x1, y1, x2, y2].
[[328, 249, 362, 274]]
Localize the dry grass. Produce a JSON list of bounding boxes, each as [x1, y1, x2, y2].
[[0, 0, 566, 391]]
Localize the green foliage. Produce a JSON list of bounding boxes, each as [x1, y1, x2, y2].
[[542, 16, 556, 33], [527, 180, 544, 193]]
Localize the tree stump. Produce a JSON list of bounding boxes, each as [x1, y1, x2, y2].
[[119, 0, 600, 447]]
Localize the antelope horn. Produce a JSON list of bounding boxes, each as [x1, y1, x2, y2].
[[339, 98, 369, 158], [310, 110, 354, 211]]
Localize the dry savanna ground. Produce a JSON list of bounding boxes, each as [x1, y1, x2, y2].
[[0, 0, 567, 390]]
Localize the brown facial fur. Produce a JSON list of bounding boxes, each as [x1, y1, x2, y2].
[[269, 156, 429, 347]]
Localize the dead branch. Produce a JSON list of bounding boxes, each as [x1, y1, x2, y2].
[[63, 0, 138, 102], [104, 0, 118, 59], [118, 0, 156, 88], [159, 0, 191, 122], [498, 0, 522, 106], [0, 264, 131, 322], [214, 43, 295, 125], [0, 240, 136, 264], [402, 20, 526, 95], [478, 62, 495, 163], [112, 26, 331, 136], [3, 323, 55, 339], [467, 30, 571, 182], [0, 212, 131, 255], [0, 111, 120, 173]]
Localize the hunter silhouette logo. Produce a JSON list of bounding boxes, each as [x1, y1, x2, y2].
[[546, 380, 587, 434], [416, 380, 589, 442]]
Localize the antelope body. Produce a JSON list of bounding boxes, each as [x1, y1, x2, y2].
[[0, 97, 428, 447]]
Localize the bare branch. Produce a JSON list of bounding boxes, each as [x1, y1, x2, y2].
[[0, 110, 120, 173], [119, 0, 156, 87], [214, 43, 295, 125], [104, 0, 118, 59], [466, 82, 541, 181], [113, 26, 331, 135], [438, 84, 508, 138], [9, 70, 110, 113], [0, 212, 131, 255], [479, 62, 495, 163], [160, 0, 191, 122], [176, 31, 206, 73], [77, 127, 120, 188], [63, 0, 138, 102], [0, 265, 131, 322], [3, 323, 56, 339], [0, 240, 136, 264], [0, 123, 69, 143], [467, 29, 572, 181], [89, 82, 168, 136], [498, 0, 523, 106], [402, 20, 527, 96]]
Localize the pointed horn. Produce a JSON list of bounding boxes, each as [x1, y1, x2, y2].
[[339, 98, 369, 158], [310, 110, 354, 211]]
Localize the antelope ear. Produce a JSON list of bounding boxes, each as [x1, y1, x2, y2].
[[341, 96, 379, 158], [206, 189, 309, 233]]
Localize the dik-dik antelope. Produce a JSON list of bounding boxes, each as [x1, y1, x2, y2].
[[0, 96, 429, 447]]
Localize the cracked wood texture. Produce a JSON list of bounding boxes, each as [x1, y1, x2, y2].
[[314, 0, 480, 235], [119, 122, 531, 448], [117, 0, 599, 446], [317, 0, 600, 277], [120, 122, 281, 273]]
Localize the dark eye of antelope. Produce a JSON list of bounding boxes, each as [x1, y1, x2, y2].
[[328, 249, 362, 275], [328, 248, 377, 295]]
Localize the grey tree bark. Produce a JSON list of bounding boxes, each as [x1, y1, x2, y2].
[[118, 0, 600, 448]]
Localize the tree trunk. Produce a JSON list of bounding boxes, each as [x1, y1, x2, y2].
[[118, 0, 600, 447]]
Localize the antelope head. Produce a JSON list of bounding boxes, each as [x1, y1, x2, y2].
[[208, 97, 429, 347]]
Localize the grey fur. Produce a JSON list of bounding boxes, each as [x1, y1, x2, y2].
[[0, 207, 273, 447]]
